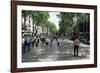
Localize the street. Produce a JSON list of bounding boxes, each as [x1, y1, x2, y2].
[[22, 38, 90, 62]]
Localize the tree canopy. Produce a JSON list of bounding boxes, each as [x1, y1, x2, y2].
[[22, 10, 57, 35], [58, 12, 90, 35]]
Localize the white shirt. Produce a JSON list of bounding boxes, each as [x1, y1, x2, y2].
[[27, 37, 30, 43], [22, 38, 25, 44]]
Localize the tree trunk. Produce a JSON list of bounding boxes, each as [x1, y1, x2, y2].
[[24, 16, 27, 32]]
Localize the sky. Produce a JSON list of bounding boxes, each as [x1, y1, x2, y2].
[[48, 12, 60, 30]]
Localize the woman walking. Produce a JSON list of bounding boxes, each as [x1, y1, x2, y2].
[[73, 36, 80, 57]]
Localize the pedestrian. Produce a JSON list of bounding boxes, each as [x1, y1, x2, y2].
[[37, 37, 40, 44], [73, 36, 80, 57], [36, 37, 39, 47], [50, 36, 53, 45], [42, 36, 45, 45], [26, 35, 31, 52], [32, 37, 35, 48], [34, 36, 36, 43], [45, 38, 49, 45], [40, 35, 43, 42], [22, 36, 25, 53], [57, 38, 61, 46], [36, 41, 38, 47]]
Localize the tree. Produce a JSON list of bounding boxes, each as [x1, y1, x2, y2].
[[22, 10, 28, 31], [58, 12, 74, 35], [44, 21, 57, 35], [58, 12, 90, 36], [22, 10, 33, 32], [31, 11, 49, 35]]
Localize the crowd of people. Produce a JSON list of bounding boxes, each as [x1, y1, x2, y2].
[[22, 33, 62, 54], [22, 33, 80, 57]]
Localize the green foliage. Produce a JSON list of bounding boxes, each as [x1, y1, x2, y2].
[[22, 10, 57, 34], [31, 11, 49, 26], [59, 12, 74, 35], [31, 11, 58, 33], [45, 21, 57, 33], [22, 10, 89, 36], [58, 12, 90, 35], [22, 10, 29, 31]]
